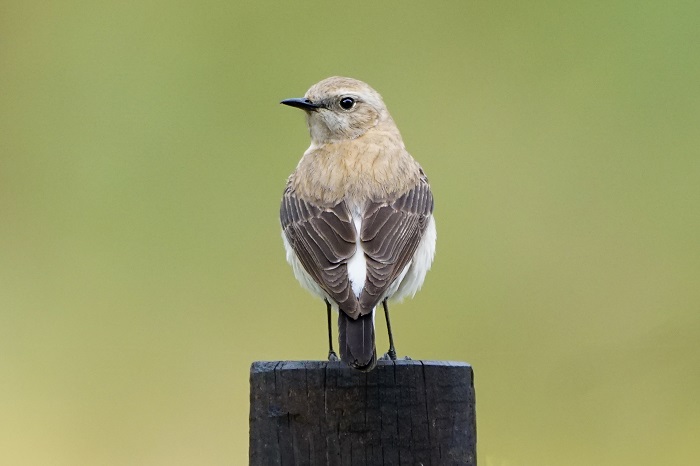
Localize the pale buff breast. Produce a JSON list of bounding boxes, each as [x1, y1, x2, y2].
[[290, 129, 423, 206]]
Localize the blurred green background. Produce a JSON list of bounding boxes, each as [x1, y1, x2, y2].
[[1, 1, 699, 465]]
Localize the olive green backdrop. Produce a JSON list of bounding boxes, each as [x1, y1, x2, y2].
[[1, 1, 698, 465]]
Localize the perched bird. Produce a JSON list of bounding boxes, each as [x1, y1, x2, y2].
[[280, 77, 436, 371]]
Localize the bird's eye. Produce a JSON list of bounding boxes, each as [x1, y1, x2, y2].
[[339, 97, 355, 110]]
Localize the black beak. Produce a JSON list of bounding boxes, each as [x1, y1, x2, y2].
[[280, 97, 321, 111]]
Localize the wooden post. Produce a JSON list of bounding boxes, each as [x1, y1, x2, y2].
[[249, 360, 476, 465]]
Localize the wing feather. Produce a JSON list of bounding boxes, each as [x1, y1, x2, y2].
[[281, 177, 433, 317], [359, 179, 434, 311], [280, 187, 360, 317]]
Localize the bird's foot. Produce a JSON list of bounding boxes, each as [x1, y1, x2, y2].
[[379, 352, 412, 361], [328, 351, 339, 362]]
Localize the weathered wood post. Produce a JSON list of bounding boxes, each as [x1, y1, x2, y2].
[[249, 360, 476, 465]]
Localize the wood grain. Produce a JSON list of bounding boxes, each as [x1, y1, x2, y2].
[[249, 360, 476, 465]]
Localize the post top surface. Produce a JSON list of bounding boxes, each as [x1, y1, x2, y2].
[[250, 359, 472, 373]]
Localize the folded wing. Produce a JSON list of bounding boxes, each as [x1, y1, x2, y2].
[[280, 187, 360, 318], [359, 179, 434, 312]]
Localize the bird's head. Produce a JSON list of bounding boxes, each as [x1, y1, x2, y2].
[[281, 76, 393, 144]]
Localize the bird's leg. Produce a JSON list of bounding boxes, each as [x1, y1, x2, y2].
[[382, 299, 398, 361], [325, 299, 339, 361]]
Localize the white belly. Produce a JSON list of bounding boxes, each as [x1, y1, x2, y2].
[[391, 215, 437, 302]]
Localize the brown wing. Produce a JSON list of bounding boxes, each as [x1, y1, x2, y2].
[[280, 186, 360, 317], [359, 178, 434, 312]]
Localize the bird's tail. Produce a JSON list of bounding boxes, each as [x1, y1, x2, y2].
[[338, 310, 376, 372]]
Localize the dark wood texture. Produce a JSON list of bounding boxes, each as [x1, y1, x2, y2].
[[249, 360, 476, 465]]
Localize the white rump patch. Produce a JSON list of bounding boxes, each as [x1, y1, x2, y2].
[[347, 210, 366, 297]]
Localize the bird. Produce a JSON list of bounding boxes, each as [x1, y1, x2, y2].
[[279, 76, 436, 371]]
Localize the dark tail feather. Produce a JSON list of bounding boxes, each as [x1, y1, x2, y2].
[[338, 311, 376, 372]]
